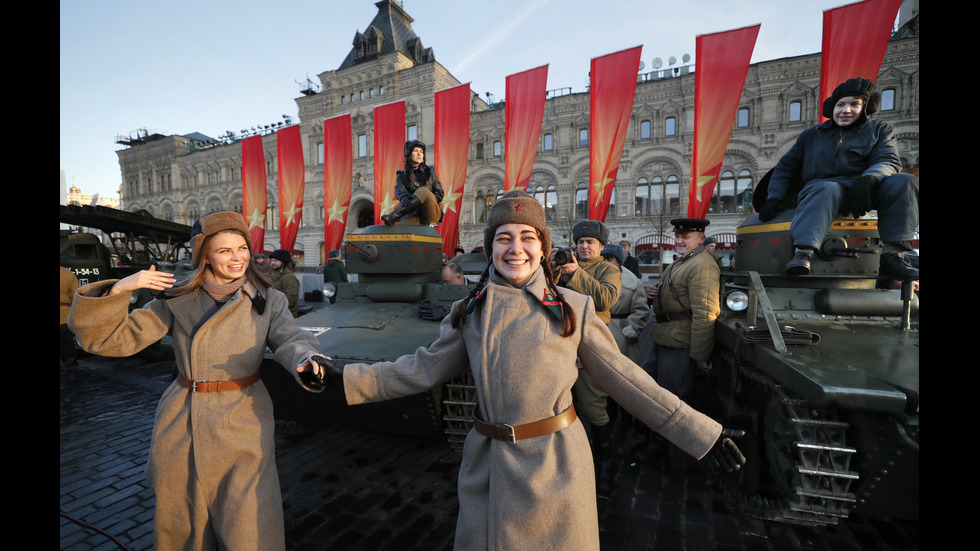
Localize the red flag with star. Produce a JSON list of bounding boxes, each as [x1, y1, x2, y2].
[[688, 25, 759, 219], [588, 46, 642, 222], [504, 65, 548, 192], [323, 114, 352, 254], [276, 124, 304, 253], [819, 0, 901, 122], [374, 101, 405, 225], [434, 83, 470, 253], [241, 135, 267, 251]]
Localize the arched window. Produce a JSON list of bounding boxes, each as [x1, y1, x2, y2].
[[545, 184, 557, 221], [475, 191, 486, 223], [789, 101, 802, 122], [575, 182, 588, 219], [640, 120, 651, 139], [881, 89, 896, 111], [710, 171, 735, 213], [736, 169, 753, 212], [634, 177, 650, 216]]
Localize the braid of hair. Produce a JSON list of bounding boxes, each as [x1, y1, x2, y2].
[[450, 265, 490, 329], [542, 260, 577, 337]]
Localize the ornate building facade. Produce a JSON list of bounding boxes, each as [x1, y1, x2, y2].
[[116, 0, 919, 272]]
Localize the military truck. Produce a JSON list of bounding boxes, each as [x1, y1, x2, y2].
[[60, 204, 192, 308]]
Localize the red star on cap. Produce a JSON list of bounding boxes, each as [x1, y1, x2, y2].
[[514, 204, 524, 212]]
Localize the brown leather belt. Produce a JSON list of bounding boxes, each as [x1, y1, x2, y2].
[[176, 372, 261, 393], [473, 405, 576, 443]]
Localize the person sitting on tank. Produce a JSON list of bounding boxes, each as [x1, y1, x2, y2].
[[756, 77, 919, 280], [381, 140, 445, 226]]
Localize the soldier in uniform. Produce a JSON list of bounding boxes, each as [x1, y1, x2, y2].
[[551, 220, 622, 493], [620, 218, 721, 461]]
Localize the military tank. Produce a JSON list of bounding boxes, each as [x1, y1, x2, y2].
[[702, 204, 918, 527], [260, 224, 482, 450]]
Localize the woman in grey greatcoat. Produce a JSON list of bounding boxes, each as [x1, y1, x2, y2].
[[311, 191, 745, 550], [68, 211, 326, 551]]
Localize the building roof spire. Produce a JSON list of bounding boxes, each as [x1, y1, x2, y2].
[[338, 0, 435, 70]]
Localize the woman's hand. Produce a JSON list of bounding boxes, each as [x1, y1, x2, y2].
[[108, 265, 177, 296]]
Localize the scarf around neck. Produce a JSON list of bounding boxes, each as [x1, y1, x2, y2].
[[202, 270, 247, 303]]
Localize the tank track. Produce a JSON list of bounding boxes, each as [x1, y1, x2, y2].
[[441, 371, 477, 453], [732, 366, 859, 526]]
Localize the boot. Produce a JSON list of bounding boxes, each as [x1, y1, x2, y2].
[[615, 421, 650, 457], [785, 247, 815, 276], [381, 195, 421, 226], [633, 433, 668, 463], [879, 252, 919, 281], [591, 423, 614, 494]]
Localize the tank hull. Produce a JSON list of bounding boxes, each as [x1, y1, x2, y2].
[[704, 211, 918, 525]]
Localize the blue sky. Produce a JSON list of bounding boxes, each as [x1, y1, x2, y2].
[[61, 0, 876, 199]]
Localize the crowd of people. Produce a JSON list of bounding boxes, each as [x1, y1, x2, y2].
[[63, 77, 918, 550]]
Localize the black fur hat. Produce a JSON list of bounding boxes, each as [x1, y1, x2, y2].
[[822, 77, 881, 119]]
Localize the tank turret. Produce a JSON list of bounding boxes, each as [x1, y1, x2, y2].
[[261, 224, 483, 447]]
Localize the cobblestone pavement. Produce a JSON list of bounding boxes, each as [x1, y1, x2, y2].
[[60, 353, 919, 551]]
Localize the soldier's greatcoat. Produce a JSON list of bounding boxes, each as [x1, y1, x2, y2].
[[343, 267, 721, 550], [68, 279, 320, 551]]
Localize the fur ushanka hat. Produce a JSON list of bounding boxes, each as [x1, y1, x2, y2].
[[482, 190, 552, 259], [190, 211, 252, 268], [821, 77, 881, 120]]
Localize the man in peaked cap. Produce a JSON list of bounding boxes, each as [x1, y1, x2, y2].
[[756, 77, 919, 280], [621, 217, 720, 462]]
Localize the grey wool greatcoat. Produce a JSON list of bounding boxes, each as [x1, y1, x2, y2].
[[68, 279, 321, 551], [342, 267, 722, 550]]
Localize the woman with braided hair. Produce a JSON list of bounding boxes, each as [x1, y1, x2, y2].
[[312, 190, 745, 550]]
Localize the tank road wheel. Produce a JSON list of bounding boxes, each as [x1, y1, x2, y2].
[[763, 387, 859, 526]]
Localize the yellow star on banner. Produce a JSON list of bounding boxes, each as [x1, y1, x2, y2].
[[694, 174, 715, 202], [442, 188, 462, 213], [326, 198, 348, 225], [245, 208, 265, 230], [379, 194, 399, 217], [591, 175, 615, 207], [282, 201, 301, 226]]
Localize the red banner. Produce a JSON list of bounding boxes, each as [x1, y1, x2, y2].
[[434, 83, 470, 253], [819, 0, 901, 121], [241, 135, 267, 251], [323, 115, 352, 254], [588, 46, 642, 222], [374, 101, 406, 224], [276, 124, 304, 253], [688, 25, 759, 219], [504, 65, 548, 192]]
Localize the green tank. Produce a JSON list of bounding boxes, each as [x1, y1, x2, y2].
[[702, 207, 918, 526], [260, 224, 482, 449]]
